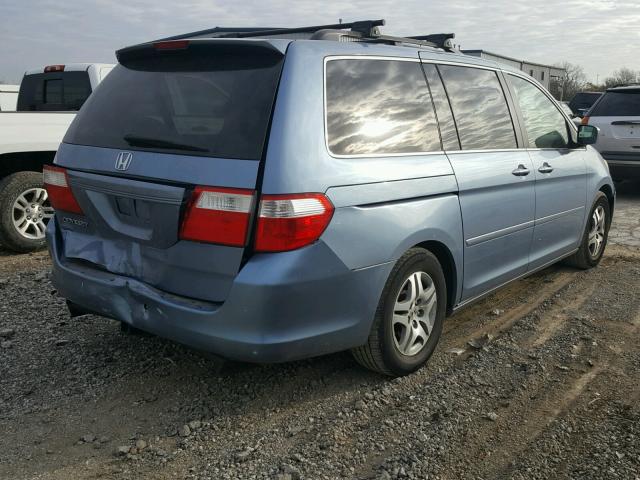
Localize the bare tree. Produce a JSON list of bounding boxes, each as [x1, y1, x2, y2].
[[555, 62, 587, 101], [603, 67, 639, 88], [582, 82, 604, 92]]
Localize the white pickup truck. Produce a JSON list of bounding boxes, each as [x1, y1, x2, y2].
[[0, 84, 19, 111], [0, 63, 114, 252]]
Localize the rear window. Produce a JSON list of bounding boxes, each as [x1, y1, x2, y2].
[[591, 91, 640, 117], [568, 92, 601, 113], [17, 72, 92, 111], [64, 44, 284, 160], [325, 59, 441, 156]]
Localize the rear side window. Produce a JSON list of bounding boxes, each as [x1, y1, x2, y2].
[[325, 59, 441, 156], [508, 75, 569, 149], [17, 72, 91, 111], [591, 91, 640, 116], [438, 65, 517, 150], [64, 45, 284, 160]]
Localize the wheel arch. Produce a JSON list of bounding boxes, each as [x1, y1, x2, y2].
[[0, 151, 56, 180], [598, 183, 615, 217], [413, 240, 458, 315]]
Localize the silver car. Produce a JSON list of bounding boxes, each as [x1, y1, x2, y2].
[[584, 86, 640, 180], [45, 20, 615, 377]]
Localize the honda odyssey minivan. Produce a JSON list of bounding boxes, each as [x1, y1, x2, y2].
[[45, 20, 614, 376]]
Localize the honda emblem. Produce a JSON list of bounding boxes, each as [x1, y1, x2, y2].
[[115, 152, 133, 171]]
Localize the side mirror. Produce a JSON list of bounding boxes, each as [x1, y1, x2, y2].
[[577, 125, 598, 145]]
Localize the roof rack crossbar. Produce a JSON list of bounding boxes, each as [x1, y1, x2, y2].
[[158, 19, 456, 52], [218, 19, 386, 38], [407, 33, 456, 50], [156, 27, 276, 42]]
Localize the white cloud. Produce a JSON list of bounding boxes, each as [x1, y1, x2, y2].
[[1, 0, 638, 83]]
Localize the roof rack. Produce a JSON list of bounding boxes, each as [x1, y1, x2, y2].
[[161, 19, 456, 52]]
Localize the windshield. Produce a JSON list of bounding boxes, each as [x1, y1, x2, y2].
[[64, 44, 284, 160]]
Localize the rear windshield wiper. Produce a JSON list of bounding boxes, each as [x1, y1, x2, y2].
[[123, 135, 209, 153]]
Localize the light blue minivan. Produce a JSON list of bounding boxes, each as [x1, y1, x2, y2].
[[45, 20, 614, 376]]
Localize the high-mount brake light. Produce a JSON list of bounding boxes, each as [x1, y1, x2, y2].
[[255, 193, 334, 252], [44, 65, 65, 73], [42, 165, 82, 214], [180, 186, 254, 246], [153, 40, 190, 51]]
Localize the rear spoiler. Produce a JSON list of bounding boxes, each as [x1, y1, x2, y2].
[[116, 38, 287, 64]]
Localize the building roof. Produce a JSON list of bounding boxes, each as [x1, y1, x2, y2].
[[462, 49, 565, 72]]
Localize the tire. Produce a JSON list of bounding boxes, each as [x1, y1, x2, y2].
[[0, 171, 53, 253], [565, 192, 610, 270], [352, 248, 447, 377]]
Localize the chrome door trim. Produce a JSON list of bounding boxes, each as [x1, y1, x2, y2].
[[465, 220, 534, 247], [465, 206, 585, 247], [535, 206, 584, 226]]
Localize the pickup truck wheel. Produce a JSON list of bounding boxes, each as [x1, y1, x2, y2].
[[0, 171, 54, 253]]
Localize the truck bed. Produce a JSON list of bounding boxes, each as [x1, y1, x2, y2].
[[0, 112, 76, 155]]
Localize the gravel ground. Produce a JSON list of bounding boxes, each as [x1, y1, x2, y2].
[[0, 184, 639, 480], [609, 180, 640, 248]]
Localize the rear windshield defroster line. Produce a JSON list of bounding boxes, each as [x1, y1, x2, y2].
[[64, 43, 284, 160]]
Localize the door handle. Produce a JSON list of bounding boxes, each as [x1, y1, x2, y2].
[[538, 162, 554, 174], [511, 164, 531, 177]]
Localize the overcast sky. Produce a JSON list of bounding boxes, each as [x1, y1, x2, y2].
[[1, 0, 638, 84]]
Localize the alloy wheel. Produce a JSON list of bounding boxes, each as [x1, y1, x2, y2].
[[12, 188, 54, 240], [392, 271, 437, 356], [588, 205, 606, 258]]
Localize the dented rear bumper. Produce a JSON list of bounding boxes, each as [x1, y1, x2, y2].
[[47, 218, 391, 362]]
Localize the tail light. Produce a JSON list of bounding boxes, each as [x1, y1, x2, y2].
[[581, 116, 590, 125], [255, 193, 334, 252], [180, 187, 254, 246], [180, 188, 333, 251], [43, 165, 82, 214]]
